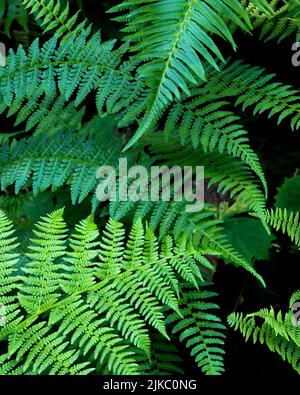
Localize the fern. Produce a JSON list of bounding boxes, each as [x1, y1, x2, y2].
[[264, 208, 300, 247], [166, 282, 226, 375], [0, 0, 28, 36], [0, 209, 221, 375], [2, 91, 86, 136], [110, 0, 252, 148], [0, 28, 141, 118], [228, 292, 300, 373], [0, 131, 122, 204], [22, 0, 85, 38], [135, 332, 185, 375], [247, 0, 300, 42]]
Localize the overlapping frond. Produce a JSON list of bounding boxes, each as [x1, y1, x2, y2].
[[0, 131, 122, 204], [22, 0, 86, 38], [228, 301, 300, 373], [0, 210, 220, 375], [112, 0, 252, 149], [0, 28, 141, 119]]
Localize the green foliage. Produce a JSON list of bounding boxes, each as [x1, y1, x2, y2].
[[110, 0, 251, 125], [265, 208, 300, 247], [0, 0, 300, 376], [228, 290, 300, 373], [223, 217, 274, 261], [275, 172, 300, 213], [166, 282, 226, 375], [248, 0, 300, 42], [0, 0, 28, 36], [0, 131, 122, 204], [0, 209, 222, 374], [22, 0, 84, 37]]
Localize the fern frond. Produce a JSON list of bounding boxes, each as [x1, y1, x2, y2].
[[1, 90, 86, 136], [228, 304, 300, 374], [0, 0, 28, 36], [49, 297, 140, 375], [166, 282, 226, 375], [160, 98, 267, 195], [0, 131, 122, 204], [0, 28, 139, 115], [113, 0, 252, 149], [22, 0, 86, 38], [8, 319, 94, 374], [0, 211, 218, 375], [0, 210, 23, 334], [264, 208, 300, 247], [247, 0, 300, 42], [61, 215, 100, 293], [18, 209, 67, 314], [146, 134, 267, 217]]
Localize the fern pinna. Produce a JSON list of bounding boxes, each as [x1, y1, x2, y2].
[[0, 0, 300, 377]]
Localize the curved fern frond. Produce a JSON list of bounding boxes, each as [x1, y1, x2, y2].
[[290, 290, 300, 308], [146, 135, 267, 217], [162, 99, 267, 195]]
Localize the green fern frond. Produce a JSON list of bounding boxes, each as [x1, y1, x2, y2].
[[0, 28, 139, 115], [166, 282, 226, 375], [0, 210, 23, 334], [114, 0, 252, 148], [0, 131, 122, 204], [61, 215, 100, 293], [161, 99, 267, 195], [146, 134, 267, 217], [0, 0, 28, 36], [22, 0, 86, 38], [0, 210, 218, 375], [1, 90, 86, 136], [228, 304, 300, 374], [247, 0, 300, 42], [264, 208, 300, 247], [18, 209, 68, 314]]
